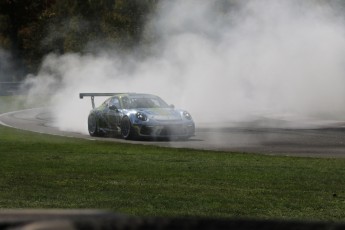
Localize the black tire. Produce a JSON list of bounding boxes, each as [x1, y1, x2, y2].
[[88, 114, 100, 137], [121, 116, 134, 140]]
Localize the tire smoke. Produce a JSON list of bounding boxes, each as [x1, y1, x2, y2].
[[25, 0, 345, 134]]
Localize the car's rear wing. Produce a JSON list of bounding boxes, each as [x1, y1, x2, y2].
[[79, 93, 123, 109]]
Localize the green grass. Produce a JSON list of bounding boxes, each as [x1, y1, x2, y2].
[[1, 125, 345, 220], [1, 96, 345, 220], [0, 96, 25, 114], [0, 95, 47, 114]]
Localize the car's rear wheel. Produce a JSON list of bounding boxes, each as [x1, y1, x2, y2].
[[88, 114, 100, 136], [121, 116, 134, 140]]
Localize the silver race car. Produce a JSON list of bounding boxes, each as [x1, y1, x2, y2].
[[80, 93, 195, 140]]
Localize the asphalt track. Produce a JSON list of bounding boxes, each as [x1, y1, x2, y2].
[[1, 107, 345, 158]]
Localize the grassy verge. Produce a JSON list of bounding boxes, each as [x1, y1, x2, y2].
[[0, 95, 48, 114], [1, 96, 345, 220], [1, 125, 345, 220], [0, 96, 26, 114]]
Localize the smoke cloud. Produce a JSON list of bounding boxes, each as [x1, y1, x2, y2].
[[25, 0, 345, 134]]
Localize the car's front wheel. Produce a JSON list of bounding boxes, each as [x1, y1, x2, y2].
[[121, 116, 135, 140], [88, 114, 100, 136]]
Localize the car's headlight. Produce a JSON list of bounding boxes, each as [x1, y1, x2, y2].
[[182, 111, 192, 120], [136, 112, 148, 121]]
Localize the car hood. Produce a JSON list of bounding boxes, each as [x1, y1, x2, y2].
[[141, 108, 182, 121]]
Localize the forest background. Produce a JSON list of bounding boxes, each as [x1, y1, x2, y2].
[[0, 0, 158, 81]]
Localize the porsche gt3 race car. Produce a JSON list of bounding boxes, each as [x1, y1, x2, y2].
[[80, 93, 195, 140]]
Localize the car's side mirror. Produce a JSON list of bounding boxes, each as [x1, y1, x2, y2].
[[169, 104, 175, 109], [109, 105, 118, 111]]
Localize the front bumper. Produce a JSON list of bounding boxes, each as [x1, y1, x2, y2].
[[133, 123, 195, 138]]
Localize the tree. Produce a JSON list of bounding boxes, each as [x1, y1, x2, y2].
[[0, 0, 158, 76], [0, 0, 56, 76]]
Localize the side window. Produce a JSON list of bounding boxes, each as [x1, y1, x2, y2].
[[121, 97, 130, 109], [109, 97, 120, 108], [151, 99, 161, 107], [102, 98, 110, 107]]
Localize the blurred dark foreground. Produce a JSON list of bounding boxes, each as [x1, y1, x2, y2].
[[0, 209, 344, 230]]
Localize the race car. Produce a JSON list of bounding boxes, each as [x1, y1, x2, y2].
[[80, 93, 195, 140]]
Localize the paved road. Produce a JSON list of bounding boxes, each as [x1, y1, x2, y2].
[[1, 107, 345, 158]]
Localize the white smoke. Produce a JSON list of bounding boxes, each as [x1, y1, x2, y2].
[[25, 0, 345, 134]]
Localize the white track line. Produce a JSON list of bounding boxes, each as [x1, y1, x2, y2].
[[0, 107, 46, 128]]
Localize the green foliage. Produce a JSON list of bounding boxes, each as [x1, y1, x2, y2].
[[0, 0, 158, 75], [0, 14, 10, 48]]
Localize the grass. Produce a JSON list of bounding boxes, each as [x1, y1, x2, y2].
[[1, 96, 345, 220], [0, 95, 47, 114], [0, 96, 25, 114]]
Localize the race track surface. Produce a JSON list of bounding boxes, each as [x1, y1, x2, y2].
[[1, 107, 345, 158]]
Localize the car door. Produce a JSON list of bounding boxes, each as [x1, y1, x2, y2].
[[106, 96, 121, 130], [97, 98, 110, 129]]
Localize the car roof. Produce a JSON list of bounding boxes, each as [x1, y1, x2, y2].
[[115, 93, 159, 99]]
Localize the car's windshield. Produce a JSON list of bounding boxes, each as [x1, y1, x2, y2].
[[124, 96, 169, 109]]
